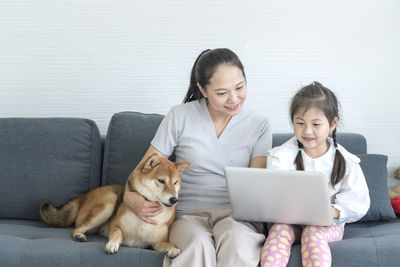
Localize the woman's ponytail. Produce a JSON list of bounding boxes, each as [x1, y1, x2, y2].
[[183, 49, 210, 103]]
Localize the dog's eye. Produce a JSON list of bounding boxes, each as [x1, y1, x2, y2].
[[174, 181, 178, 185], [157, 179, 165, 184]]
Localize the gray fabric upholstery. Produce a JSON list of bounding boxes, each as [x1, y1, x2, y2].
[[6, 218, 400, 267], [1, 114, 399, 267], [102, 112, 164, 185], [358, 154, 396, 221], [0, 118, 102, 220], [0, 220, 164, 267], [287, 219, 400, 267]]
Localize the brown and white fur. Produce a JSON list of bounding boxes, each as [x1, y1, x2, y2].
[[39, 153, 190, 258]]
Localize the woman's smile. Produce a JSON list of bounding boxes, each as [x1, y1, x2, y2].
[[225, 103, 240, 112]]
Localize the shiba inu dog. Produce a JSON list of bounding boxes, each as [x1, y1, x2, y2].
[[39, 153, 190, 258]]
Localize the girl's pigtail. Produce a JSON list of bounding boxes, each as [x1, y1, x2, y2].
[[294, 140, 305, 171], [183, 49, 210, 103], [330, 129, 346, 186]]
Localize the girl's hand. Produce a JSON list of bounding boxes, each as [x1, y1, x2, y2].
[[331, 206, 340, 219], [123, 190, 164, 225]]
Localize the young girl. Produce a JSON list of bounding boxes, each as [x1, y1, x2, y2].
[[260, 82, 370, 267]]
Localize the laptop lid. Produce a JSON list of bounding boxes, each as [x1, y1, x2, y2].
[[224, 167, 333, 226]]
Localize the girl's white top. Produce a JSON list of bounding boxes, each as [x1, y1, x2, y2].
[[267, 136, 370, 226]]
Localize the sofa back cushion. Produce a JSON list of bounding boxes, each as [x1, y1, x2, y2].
[[102, 112, 164, 185], [102, 111, 369, 186], [358, 154, 396, 221], [102, 113, 393, 222], [0, 118, 102, 220]]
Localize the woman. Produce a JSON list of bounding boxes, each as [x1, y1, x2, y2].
[[123, 48, 272, 267]]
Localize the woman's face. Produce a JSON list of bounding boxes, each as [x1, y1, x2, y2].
[[198, 64, 247, 118]]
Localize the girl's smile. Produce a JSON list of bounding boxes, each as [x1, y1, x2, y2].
[[302, 136, 315, 142], [293, 107, 337, 158]]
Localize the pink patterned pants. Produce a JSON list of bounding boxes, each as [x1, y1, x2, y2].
[[261, 223, 344, 267]]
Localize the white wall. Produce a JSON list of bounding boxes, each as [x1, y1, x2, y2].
[[1, 0, 399, 175]]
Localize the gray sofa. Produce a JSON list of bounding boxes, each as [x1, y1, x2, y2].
[[0, 111, 399, 267]]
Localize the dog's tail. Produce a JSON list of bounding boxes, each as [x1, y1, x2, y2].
[[39, 196, 82, 227]]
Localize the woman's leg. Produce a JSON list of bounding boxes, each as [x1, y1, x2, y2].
[[301, 225, 344, 267], [212, 211, 265, 267], [261, 224, 298, 267], [163, 211, 216, 267]]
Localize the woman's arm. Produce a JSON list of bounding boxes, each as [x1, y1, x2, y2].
[[123, 145, 168, 224], [249, 156, 267, 168]]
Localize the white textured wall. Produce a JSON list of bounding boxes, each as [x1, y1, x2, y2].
[[1, 0, 399, 175]]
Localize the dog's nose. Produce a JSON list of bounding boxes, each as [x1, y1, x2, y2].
[[169, 197, 178, 205]]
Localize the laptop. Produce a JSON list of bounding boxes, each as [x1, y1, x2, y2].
[[224, 167, 333, 226]]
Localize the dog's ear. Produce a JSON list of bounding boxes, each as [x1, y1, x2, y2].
[[174, 161, 190, 174], [142, 153, 160, 172]]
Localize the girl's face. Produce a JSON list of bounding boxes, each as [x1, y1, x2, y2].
[[293, 107, 337, 158], [198, 64, 247, 119]]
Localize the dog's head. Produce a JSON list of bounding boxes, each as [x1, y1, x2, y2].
[[128, 153, 190, 207]]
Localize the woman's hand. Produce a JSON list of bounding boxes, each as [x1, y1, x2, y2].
[[123, 189, 164, 225], [331, 206, 340, 219], [123, 145, 167, 224]]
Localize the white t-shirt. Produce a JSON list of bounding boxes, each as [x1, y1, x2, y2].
[[152, 99, 272, 211], [267, 136, 370, 225]]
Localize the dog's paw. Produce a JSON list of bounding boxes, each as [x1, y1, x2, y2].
[[72, 233, 87, 242], [166, 247, 181, 258], [105, 241, 120, 254]]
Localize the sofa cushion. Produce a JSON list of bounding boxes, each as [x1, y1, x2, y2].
[[286, 219, 400, 267], [0, 118, 102, 220], [102, 112, 164, 185], [358, 154, 396, 221], [0, 219, 164, 267]]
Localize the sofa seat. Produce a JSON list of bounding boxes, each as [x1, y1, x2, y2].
[[0, 219, 164, 267], [2, 219, 400, 267], [287, 219, 400, 267]]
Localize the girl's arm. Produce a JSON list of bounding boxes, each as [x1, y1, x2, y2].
[[332, 162, 370, 223], [123, 145, 167, 224]]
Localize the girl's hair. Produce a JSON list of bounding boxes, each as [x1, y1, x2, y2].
[[183, 48, 246, 103], [290, 81, 346, 186]]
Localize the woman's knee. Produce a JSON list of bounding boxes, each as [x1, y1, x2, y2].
[[214, 218, 263, 250], [186, 231, 215, 249], [168, 218, 214, 249], [216, 224, 241, 246]]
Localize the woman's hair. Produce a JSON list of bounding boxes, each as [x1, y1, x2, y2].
[[183, 48, 246, 103], [290, 81, 346, 186]]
